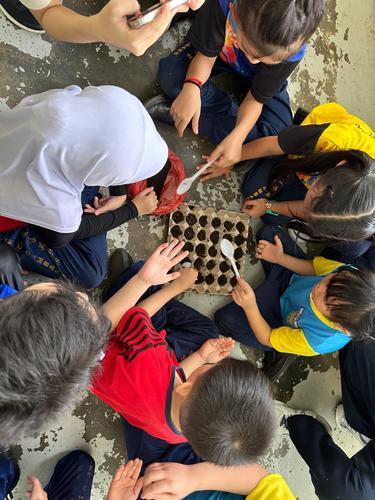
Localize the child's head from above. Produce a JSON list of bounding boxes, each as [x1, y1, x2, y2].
[[270, 150, 375, 241], [0, 282, 110, 447], [235, 0, 325, 64], [311, 269, 375, 340], [175, 358, 276, 466]]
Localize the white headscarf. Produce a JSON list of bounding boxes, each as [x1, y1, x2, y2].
[[0, 85, 168, 233]]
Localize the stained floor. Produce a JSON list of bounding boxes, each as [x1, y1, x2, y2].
[[1, 0, 374, 498]]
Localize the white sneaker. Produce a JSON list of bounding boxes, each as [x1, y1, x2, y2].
[[335, 404, 370, 445], [275, 401, 332, 435]]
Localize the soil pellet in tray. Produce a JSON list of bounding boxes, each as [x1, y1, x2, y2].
[[172, 211, 184, 223], [199, 215, 208, 227], [184, 241, 194, 252], [212, 217, 221, 228], [207, 260, 216, 270], [196, 243, 206, 257], [210, 231, 220, 244], [223, 233, 233, 242], [236, 262, 241, 270], [234, 234, 246, 246], [218, 275, 227, 286], [197, 230, 206, 241], [236, 221, 246, 233], [196, 272, 205, 284], [230, 276, 237, 287], [186, 214, 197, 226], [219, 261, 230, 273], [234, 248, 243, 260], [194, 258, 204, 270], [208, 246, 217, 257], [170, 225, 182, 237], [224, 221, 234, 231], [184, 227, 194, 240], [205, 274, 215, 285]]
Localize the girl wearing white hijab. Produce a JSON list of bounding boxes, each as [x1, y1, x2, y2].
[[0, 85, 168, 288]]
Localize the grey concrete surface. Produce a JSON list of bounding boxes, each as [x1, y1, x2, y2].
[[0, 0, 374, 498]]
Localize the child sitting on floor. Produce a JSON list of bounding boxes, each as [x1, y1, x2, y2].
[[215, 226, 375, 379], [91, 259, 276, 466]]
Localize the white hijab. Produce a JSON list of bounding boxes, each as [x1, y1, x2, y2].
[[0, 85, 168, 233]]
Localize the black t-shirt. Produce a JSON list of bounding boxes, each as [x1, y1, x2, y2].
[[278, 124, 330, 154], [189, 0, 301, 103]]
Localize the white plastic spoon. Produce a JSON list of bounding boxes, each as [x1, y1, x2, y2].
[[176, 160, 215, 195], [220, 239, 240, 277]]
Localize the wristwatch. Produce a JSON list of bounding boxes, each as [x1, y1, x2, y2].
[[265, 200, 279, 216]]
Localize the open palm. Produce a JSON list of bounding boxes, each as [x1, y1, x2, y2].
[[107, 459, 143, 500]]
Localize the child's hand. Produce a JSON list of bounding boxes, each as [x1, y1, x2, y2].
[[256, 235, 284, 263], [196, 157, 232, 182], [138, 240, 188, 285], [232, 277, 256, 310], [198, 337, 235, 364], [242, 198, 267, 217], [169, 267, 198, 293], [142, 462, 196, 499], [207, 130, 243, 169], [171, 85, 201, 137], [107, 459, 143, 500], [27, 476, 48, 500], [84, 194, 127, 216], [132, 187, 158, 215]]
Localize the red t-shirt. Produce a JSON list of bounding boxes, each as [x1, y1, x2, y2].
[[91, 307, 188, 444]]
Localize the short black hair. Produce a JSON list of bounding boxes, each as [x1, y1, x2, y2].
[[0, 282, 110, 447], [236, 0, 326, 56], [326, 269, 375, 340], [180, 358, 275, 465]]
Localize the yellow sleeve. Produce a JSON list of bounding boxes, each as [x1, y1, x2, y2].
[[246, 474, 296, 500], [313, 256, 344, 276], [270, 326, 318, 356]]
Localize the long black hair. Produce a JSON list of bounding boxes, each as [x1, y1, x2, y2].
[[268, 150, 375, 241]]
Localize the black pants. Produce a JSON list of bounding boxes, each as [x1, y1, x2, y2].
[[287, 341, 375, 500]]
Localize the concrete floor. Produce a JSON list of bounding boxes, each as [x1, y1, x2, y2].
[[1, 0, 374, 498]]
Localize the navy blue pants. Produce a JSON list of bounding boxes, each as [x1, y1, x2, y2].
[[241, 157, 308, 225], [0, 186, 107, 289], [214, 226, 305, 349], [105, 261, 218, 470], [158, 43, 293, 145], [287, 341, 375, 500], [323, 240, 375, 272], [0, 450, 94, 500]]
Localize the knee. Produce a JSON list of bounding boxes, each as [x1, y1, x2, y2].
[[214, 307, 235, 337], [80, 266, 106, 289], [256, 225, 281, 243], [158, 56, 184, 100], [0, 242, 19, 271]]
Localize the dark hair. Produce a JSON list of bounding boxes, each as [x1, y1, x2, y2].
[[236, 0, 325, 56], [0, 282, 110, 447], [180, 358, 275, 466], [326, 269, 375, 340], [268, 150, 375, 242]]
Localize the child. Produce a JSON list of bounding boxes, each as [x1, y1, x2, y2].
[[91, 262, 276, 466], [147, 0, 325, 168], [215, 226, 375, 378], [0, 85, 168, 288], [0, 240, 188, 446]]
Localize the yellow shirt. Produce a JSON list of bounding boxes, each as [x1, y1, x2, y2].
[[246, 474, 296, 500]]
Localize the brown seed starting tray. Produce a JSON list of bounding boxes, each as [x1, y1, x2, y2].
[[168, 204, 249, 295]]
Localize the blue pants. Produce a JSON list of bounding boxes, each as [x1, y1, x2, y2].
[[0, 450, 94, 500], [0, 186, 107, 289], [323, 240, 375, 272], [214, 226, 305, 349], [105, 262, 218, 471], [287, 341, 375, 500], [241, 157, 308, 225], [158, 43, 293, 145]]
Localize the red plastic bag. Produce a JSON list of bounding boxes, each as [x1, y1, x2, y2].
[[128, 149, 186, 215]]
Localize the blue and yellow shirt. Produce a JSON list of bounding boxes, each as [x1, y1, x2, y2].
[[270, 257, 352, 356]]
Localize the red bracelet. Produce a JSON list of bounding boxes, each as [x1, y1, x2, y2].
[[183, 77, 203, 90]]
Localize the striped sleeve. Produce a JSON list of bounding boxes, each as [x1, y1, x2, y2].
[[115, 307, 168, 361]]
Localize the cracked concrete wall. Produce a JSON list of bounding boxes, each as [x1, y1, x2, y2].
[[1, 0, 374, 498]]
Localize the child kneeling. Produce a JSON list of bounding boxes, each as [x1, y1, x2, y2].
[[215, 226, 375, 360], [92, 261, 276, 467]]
